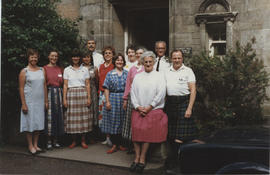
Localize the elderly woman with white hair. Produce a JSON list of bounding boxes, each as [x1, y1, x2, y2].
[[129, 51, 168, 173]]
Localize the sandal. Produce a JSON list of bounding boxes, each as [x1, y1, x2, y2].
[[129, 162, 137, 172]]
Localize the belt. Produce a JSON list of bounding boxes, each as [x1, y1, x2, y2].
[[166, 95, 190, 103]]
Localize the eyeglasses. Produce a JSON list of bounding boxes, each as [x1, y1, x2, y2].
[[156, 48, 165, 50]]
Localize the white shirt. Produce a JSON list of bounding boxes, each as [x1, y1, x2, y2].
[[131, 70, 166, 110], [63, 66, 90, 88], [124, 60, 138, 71], [154, 56, 170, 72], [165, 64, 196, 96], [93, 51, 104, 69]]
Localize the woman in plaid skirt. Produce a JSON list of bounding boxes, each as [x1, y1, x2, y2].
[[164, 49, 197, 169], [100, 53, 128, 154], [122, 46, 145, 153], [63, 48, 92, 149], [98, 46, 115, 146]]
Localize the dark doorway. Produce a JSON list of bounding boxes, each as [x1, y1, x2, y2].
[[127, 8, 169, 54]]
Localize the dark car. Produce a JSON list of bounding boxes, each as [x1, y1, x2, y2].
[[177, 126, 270, 174]]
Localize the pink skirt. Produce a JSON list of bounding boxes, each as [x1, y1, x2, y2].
[[131, 108, 168, 143]]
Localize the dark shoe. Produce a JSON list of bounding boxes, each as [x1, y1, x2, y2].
[[28, 149, 37, 156], [36, 147, 46, 153], [36, 149, 46, 153], [129, 162, 137, 172], [136, 163, 145, 174]]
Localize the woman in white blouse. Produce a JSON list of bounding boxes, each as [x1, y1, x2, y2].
[[63, 48, 92, 149], [130, 51, 168, 173]]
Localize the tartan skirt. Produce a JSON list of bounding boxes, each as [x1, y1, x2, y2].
[[121, 94, 132, 141], [65, 87, 93, 134], [132, 108, 168, 143], [98, 91, 106, 127], [100, 92, 125, 135], [45, 87, 64, 136], [164, 95, 197, 141]]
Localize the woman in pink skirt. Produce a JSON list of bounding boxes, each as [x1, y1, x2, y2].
[[130, 51, 168, 173]]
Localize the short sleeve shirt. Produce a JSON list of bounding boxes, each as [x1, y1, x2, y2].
[[103, 69, 128, 93], [43, 65, 63, 87], [165, 64, 196, 96], [63, 65, 90, 88]]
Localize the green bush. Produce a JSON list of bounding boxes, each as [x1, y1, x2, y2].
[[186, 39, 269, 133], [2, 0, 80, 141]]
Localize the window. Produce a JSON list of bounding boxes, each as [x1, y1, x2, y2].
[[207, 23, 226, 56], [195, 0, 238, 57]]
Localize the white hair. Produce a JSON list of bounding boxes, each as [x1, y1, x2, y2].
[[140, 51, 156, 64]]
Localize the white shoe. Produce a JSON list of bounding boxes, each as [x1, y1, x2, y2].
[[47, 143, 52, 150], [107, 138, 112, 147], [101, 140, 108, 145]]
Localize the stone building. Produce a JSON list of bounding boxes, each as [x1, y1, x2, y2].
[[56, 0, 270, 115]]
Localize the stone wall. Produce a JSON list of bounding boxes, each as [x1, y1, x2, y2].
[[57, 0, 124, 54], [56, 0, 80, 21], [169, 0, 202, 54]]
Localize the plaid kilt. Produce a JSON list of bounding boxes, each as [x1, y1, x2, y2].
[[100, 92, 125, 135], [164, 95, 197, 140], [90, 81, 99, 126], [65, 87, 93, 134], [121, 94, 132, 141], [45, 87, 64, 136]]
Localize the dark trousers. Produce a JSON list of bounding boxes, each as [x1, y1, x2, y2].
[[165, 139, 180, 169], [110, 134, 122, 146]]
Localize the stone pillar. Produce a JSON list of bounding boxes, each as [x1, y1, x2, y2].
[[169, 0, 176, 52], [225, 19, 234, 51], [199, 20, 207, 51]]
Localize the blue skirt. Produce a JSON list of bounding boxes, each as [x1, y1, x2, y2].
[[45, 87, 64, 136], [100, 92, 126, 134]]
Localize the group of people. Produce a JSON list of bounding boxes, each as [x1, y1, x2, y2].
[[19, 39, 197, 173]]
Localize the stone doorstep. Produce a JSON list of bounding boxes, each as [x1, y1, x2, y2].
[[0, 143, 165, 171]]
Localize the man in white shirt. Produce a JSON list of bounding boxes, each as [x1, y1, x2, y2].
[[87, 39, 104, 69], [154, 41, 170, 72], [164, 49, 198, 172]]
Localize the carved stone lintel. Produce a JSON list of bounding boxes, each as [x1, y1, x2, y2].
[[195, 12, 238, 25]]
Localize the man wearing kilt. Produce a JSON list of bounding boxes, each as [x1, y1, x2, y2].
[[164, 49, 197, 169]]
